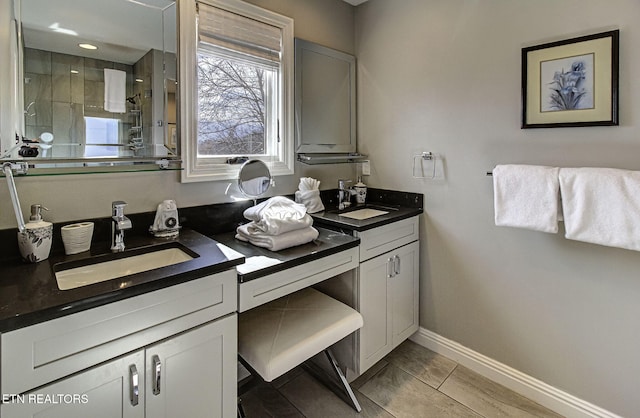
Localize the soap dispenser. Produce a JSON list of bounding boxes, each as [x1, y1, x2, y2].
[[354, 177, 367, 204], [18, 204, 53, 263]]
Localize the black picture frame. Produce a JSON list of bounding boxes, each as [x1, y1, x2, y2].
[[521, 30, 619, 129]]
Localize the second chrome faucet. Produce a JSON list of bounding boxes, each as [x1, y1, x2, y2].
[[111, 201, 132, 252]]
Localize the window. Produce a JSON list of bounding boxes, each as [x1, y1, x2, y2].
[[180, 0, 294, 182], [84, 117, 120, 158]]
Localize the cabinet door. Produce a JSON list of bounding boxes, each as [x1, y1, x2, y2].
[[390, 241, 420, 348], [1, 351, 145, 418], [358, 253, 393, 373], [145, 314, 237, 418]]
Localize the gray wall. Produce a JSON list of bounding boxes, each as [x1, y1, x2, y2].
[[355, 0, 639, 416], [0, 0, 356, 228]]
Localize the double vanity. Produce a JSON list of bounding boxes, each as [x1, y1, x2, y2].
[[0, 189, 422, 417]]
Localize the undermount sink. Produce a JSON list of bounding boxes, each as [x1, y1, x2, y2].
[[54, 244, 197, 290], [331, 204, 398, 220], [338, 208, 389, 220]]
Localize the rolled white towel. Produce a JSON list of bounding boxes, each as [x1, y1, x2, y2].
[[295, 190, 325, 213], [298, 177, 320, 191], [295, 177, 325, 213], [236, 224, 319, 251]]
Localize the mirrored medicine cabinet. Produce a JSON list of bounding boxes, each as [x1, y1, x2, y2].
[[295, 38, 363, 164], [1, 0, 179, 175]]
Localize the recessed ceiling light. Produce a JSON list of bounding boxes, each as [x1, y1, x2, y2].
[[78, 43, 98, 50], [135, 78, 144, 83], [70, 70, 79, 74]]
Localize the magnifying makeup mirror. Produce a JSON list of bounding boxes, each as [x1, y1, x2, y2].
[[238, 159, 272, 202]]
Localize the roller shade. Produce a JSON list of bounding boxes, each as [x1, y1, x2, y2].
[[197, 2, 282, 63]]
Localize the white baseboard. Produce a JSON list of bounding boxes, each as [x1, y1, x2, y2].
[[410, 327, 621, 418]]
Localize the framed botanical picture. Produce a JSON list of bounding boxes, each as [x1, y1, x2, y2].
[[521, 30, 619, 128]]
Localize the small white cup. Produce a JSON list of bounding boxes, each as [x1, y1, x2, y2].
[[61, 222, 94, 255]]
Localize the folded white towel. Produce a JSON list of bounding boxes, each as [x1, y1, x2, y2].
[[242, 214, 313, 236], [243, 196, 312, 235], [236, 224, 319, 251], [244, 196, 305, 221], [493, 164, 560, 233], [104, 69, 126, 113], [559, 167, 640, 251]]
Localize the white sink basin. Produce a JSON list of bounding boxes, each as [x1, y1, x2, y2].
[[338, 208, 389, 220], [55, 247, 194, 290]]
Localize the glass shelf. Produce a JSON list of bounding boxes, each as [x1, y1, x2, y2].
[[1, 158, 182, 177]]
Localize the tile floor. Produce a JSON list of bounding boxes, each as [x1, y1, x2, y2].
[[239, 340, 564, 418]]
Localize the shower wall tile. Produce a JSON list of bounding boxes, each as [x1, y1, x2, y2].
[[24, 48, 51, 74], [34, 100, 53, 127], [52, 102, 72, 144], [71, 68, 85, 104], [84, 58, 114, 81], [51, 53, 83, 103], [22, 48, 135, 158], [84, 81, 105, 111], [52, 58, 71, 103], [70, 103, 85, 145]]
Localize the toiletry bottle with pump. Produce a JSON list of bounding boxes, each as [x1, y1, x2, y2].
[[18, 204, 53, 263], [354, 177, 367, 204]]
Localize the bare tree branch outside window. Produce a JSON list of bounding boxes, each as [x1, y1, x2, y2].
[[197, 55, 268, 156]]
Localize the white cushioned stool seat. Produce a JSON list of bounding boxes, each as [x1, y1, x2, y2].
[[238, 287, 363, 382]]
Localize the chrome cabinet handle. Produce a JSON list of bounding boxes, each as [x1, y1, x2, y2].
[[393, 255, 401, 276], [152, 355, 161, 395], [129, 364, 139, 406], [387, 257, 395, 278]]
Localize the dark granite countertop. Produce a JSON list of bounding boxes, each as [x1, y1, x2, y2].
[[0, 188, 422, 333], [0, 229, 243, 333], [312, 188, 424, 232], [213, 227, 360, 283]]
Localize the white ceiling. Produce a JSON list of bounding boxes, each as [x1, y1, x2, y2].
[[21, 0, 363, 65], [342, 0, 369, 6], [21, 0, 175, 64]]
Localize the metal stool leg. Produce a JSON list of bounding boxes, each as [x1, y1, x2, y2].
[[237, 397, 246, 418], [323, 348, 362, 412]]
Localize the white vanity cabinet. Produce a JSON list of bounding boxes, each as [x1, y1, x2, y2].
[[355, 216, 420, 374], [1, 270, 237, 418]]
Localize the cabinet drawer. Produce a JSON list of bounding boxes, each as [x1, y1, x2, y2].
[[2, 270, 236, 395], [356, 216, 419, 261], [238, 247, 359, 312]]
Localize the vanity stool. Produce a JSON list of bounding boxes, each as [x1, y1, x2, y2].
[[237, 287, 363, 413]]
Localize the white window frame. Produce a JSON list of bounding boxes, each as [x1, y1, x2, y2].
[[180, 0, 294, 183]]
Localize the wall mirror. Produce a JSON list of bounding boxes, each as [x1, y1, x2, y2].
[[2, 0, 178, 166], [295, 38, 356, 155]]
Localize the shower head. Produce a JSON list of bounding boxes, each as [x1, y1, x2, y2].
[[126, 93, 141, 104]]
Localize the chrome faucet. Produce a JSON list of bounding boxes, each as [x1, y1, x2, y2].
[[338, 179, 353, 210], [111, 201, 132, 252]]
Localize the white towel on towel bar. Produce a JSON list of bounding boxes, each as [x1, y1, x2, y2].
[[104, 69, 126, 113], [493, 164, 560, 233], [559, 167, 640, 251]]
